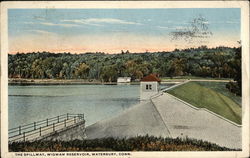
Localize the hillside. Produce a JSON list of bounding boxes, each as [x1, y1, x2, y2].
[[8, 47, 240, 83]]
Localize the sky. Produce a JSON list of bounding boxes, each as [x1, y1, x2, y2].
[[8, 8, 240, 54]]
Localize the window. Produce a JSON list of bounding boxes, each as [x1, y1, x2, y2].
[[149, 85, 152, 90], [146, 84, 152, 90]]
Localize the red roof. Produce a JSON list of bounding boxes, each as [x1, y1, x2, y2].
[[141, 74, 161, 82]]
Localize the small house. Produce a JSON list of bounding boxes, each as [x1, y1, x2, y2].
[[140, 74, 161, 101], [117, 77, 131, 83]]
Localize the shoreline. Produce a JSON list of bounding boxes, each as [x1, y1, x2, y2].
[[8, 78, 231, 86], [8, 78, 133, 85]]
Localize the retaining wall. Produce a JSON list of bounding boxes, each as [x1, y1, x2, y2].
[[41, 121, 86, 141]]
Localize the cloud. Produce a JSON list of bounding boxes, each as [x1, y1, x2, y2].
[[157, 26, 186, 30], [208, 21, 239, 24], [24, 21, 80, 28], [201, 21, 209, 24], [175, 26, 187, 30], [62, 18, 142, 26], [28, 29, 56, 35], [225, 21, 239, 24], [157, 26, 174, 30], [24, 22, 35, 24], [62, 19, 103, 26], [24, 18, 142, 29], [33, 16, 46, 21], [86, 18, 142, 25], [40, 22, 80, 27]]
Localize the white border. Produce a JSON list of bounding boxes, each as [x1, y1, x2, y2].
[[1, 1, 249, 158]]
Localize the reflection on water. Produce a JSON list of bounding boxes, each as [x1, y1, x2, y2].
[[8, 84, 140, 128]]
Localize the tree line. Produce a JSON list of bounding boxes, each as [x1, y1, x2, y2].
[[8, 46, 241, 94]]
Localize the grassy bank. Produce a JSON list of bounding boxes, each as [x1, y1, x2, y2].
[[197, 81, 241, 105], [9, 135, 237, 151], [167, 81, 241, 124]]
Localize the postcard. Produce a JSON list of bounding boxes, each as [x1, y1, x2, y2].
[[1, 1, 249, 158]]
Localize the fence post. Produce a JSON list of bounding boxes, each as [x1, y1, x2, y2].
[[47, 119, 48, 126], [57, 116, 59, 123], [74, 116, 76, 123], [34, 122, 36, 130], [39, 127, 42, 136], [53, 123, 55, 132], [64, 119, 66, 127], [23, 132, 25, 141], [67, 113, 69, 120], [19, 126, 21, 135]]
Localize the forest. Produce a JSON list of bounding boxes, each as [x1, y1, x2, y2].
[[8, 46, 241, 95]]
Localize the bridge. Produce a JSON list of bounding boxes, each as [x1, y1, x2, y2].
[[9, 113, 85, 142]]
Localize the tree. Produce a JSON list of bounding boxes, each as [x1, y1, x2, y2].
[[100, 65, 118, 82], [74, 63, 90, 79], [8, 47, 240, 82], [125, 60, 137, 79], [169, 58, 187, 76], [226, 47, 241, 96]]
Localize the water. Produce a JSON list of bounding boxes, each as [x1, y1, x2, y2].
[[8, 84, 140, 129]]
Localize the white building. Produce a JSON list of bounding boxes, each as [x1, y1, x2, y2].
[[140, 74, 161, 101], [117, 77, 131, 83]]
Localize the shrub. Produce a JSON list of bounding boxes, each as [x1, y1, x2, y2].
[[9, 135, 239, 152]]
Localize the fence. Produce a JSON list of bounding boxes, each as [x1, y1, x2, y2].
[[9, 113, 84, 142]]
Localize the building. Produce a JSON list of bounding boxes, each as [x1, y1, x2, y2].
[[117, 77, 131, 83], [140, 74, 161, 101]]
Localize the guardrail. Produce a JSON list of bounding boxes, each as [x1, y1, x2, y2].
[[9, 113, 84, 142]]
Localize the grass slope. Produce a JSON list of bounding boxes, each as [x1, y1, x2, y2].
[[197, 81, 241, 105], [167, 82, 241, 124]]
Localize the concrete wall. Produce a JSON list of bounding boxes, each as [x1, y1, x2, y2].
[[152, 93, 241, 149], [42, 121, 86, 141], [140, 81, 159, 100]]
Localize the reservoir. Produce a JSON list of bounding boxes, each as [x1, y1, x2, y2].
[[8, 84, 140, 129]]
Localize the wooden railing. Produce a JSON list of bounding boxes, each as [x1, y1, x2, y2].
[[9, 113, 84, 142]]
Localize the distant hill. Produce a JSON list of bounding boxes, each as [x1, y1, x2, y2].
[[8, 47, 240, 83]]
